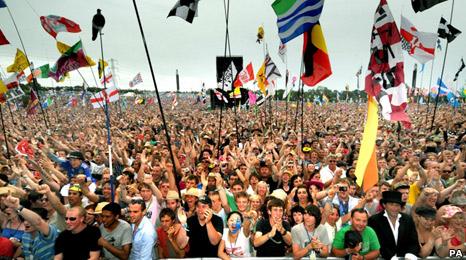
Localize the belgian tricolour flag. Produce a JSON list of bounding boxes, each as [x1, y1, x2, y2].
[[301, 23, 331, 87]]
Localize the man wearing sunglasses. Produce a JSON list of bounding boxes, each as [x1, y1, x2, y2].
[[54, 206, 101, 260], [331, 180, 367, 225]]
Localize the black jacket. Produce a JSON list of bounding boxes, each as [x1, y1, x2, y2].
[[368, 211, 420, 259]]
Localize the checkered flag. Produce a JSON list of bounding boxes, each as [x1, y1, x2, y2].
[[167, 0, 200, 24], [401, 37, 411, 52]]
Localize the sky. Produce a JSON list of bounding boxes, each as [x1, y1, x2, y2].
[[0, 0, 465, 93]]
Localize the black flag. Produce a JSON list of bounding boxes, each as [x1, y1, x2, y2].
[[411, 0, 448, 13], [438, 17, 461, 43], [454, 58, 465, 82]]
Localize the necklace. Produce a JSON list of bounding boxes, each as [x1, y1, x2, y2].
[[228, 231, 239, 256]]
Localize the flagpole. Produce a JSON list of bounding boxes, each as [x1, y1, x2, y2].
[[430, 0, 455, 131], [424, 57, 435, 124], [132, 0, 179, 186], [5, 101, 16, 125], [0, 104, 11, 159], [4, 4, 50, 131], [98, 26, 115, 202]]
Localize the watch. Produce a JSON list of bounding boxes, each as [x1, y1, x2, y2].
[[16, 205, 24, 214]]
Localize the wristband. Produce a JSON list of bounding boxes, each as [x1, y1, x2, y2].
[[16, 205, 24, 214]]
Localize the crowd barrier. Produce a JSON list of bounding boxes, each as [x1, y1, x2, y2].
[[163, 257, 447, 260]]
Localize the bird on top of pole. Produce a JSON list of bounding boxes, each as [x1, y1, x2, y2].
[[92, 9, 105, 41]]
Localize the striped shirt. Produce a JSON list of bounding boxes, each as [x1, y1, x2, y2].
[[22, 224, 59, 260]]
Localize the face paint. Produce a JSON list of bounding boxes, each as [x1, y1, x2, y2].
[[231, 218, 242, 234]]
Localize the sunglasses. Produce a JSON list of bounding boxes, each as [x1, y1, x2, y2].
[[131, 198, 145, 204], [65, 217, 77, 221], [339, 186, 348, 192]]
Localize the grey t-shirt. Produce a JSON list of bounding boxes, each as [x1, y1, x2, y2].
[[100, 219, 133, 260], [291, 223, 330, 257]]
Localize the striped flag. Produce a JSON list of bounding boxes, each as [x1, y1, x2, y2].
[[3, 73, 19, 89], [272, 0, 324, 44], [90, 87, 119, 108], [265, 55, 281, 84], [129, 73, 143, 87], [234, 63, 254, 87], [365, 0, 410, 128], [438, 17, 461, 43], [301, 23, 331, 86]]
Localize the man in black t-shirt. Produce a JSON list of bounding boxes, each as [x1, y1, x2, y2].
[[186, 195, 223, 257], [253, 198, 292, 257], [54, 206, 101, 260]]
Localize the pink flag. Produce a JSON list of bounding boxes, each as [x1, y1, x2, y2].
[[248, 91, 257, 105], [40, 15, 81, 38]]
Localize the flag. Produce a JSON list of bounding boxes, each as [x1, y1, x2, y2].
[[100, 67, 113, 85], [98, 59, 108, 79], [302, 23, 332, 87], [0, 79, 7, 95], [16, 71, 26, 83], [356, 66, 362, 77], [26, 89, 39, 115], [42, 97, 53, 109], [49, 41, 89, 81], [354, 96, 379, 192], [248, 91, 257, 105], [135, 97, 145, 105], [3, 73, 19, 89], [292, 75, 297, 86], [438, 17, 461, 43], [265, 54, 281, 85], [147, 97, 155, 105], [400, 15, 437, 64], [431, 78, 450, 97], [219, 61, 237, 90], [40, 15, 81, 38], [436, 38, 442, 51], [256, 61, 267, 95], [233, 63, 254, 87], [56, 41, 96, 66], [322, 94, 329, 104], [171, 95, 178, 110], [460, 86, 466, 98], [257, 26, 264, 43], [167, 0, 199, 24], [0, 29, 9, 45], [447, 92, 460, 108], [233, 87, 241, 99], [411, 0, 448, 13], [90, 87, 119, 109], [214, 89, 228, 103], [129, 73, 143, 87], [278, 43, 286, 63], [365, 0, 410, 128], [67, 96, 78, 107], [0, 0, 6, 8], [454, 58, 465, 82], [272, 0, 324, 44], [32, 64, 50, 78], [7, 49, 30, 73]]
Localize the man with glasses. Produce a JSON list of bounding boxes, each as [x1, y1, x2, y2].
[[128, 198, 156, 259], [320, 155, 345, 188], [54, 206, 101, 260]]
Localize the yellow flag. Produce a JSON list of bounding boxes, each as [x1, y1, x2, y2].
[[56, 41, 96, 66], [98, 59, 108, 78], [0, 80, 8, 94], [354, 96, 379, 192], [256, 61, 267, 95], [7, 49, 30, 73]]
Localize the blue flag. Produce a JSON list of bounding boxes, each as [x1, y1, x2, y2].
[[0, 0, 6, 8], [447, 92, 460, 108]]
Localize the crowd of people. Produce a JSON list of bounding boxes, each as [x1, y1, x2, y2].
[[0, 97, 465, 259]]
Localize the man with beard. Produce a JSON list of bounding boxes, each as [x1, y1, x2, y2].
[[98, 202, 132, 260], [54, 207, 101, 259], [3, 195, 59, 259]]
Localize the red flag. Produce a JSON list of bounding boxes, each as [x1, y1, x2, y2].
[[3, 73, 19, 89], [233, 62, 254, 87], [26, 89, 39, 115], [302, 23, 332, 87], [365, 0, 410, 128], [40, 15, 81, 38], [0, 29, 9, 45]]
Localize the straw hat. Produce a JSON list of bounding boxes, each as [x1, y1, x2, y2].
[[166, 190, 180, 201], [93, 202, 109, 215], [270, 189, 287, 202]]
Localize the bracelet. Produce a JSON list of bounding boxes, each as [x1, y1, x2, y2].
[[16, 206, 24, 214]]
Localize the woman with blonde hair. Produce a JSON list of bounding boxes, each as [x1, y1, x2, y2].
[[255, 181, 269, 204], [434, 205, 465, 257]]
